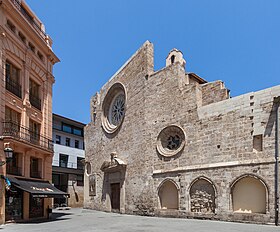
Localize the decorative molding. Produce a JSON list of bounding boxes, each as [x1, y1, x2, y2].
[[153, 158, 275, 175]]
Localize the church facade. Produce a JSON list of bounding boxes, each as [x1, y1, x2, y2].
[[84, 41, 280, 224]]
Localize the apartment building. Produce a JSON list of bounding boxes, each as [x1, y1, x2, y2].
[[0, 0, 65, 223], [52, 114, 85, 208]]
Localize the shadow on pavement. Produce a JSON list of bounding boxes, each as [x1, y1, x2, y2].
[[16, 212, 72, 224]]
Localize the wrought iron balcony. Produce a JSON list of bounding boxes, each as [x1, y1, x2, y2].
[[2, 121, 53, 151], [6, 165, 22, 176], [29, 94, 41, 110], [9, 0, 46, 39], [5, 77, 22, 98]]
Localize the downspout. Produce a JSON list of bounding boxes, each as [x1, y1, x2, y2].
[[275, 96, 280, 226]]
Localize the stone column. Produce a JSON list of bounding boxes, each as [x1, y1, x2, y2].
[[25, 150, 32, 178], [22, 53, 31, 128]]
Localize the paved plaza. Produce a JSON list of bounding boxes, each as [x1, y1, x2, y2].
[[0, 208, 279, 232]]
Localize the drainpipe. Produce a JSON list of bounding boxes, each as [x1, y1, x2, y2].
[[275, 96, 280, 226]]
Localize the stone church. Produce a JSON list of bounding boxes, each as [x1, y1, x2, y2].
[[84, 41, 280, 224]]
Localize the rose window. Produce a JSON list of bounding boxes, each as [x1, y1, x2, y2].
[[157, 125, 186, 157], [109, 94, 125, 126], [102, 83, 126, 134], [167, 135, 181, 150]]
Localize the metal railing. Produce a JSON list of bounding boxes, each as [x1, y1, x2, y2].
[[29, 94, 41, 111], [2, 121, 53, 151], [5, 77, 22, 98], [6, 165, 22, 176], [9, 0, 46, 39]]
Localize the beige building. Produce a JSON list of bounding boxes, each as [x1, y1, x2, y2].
[[0, 0, 64, 223], [84, 41, 280, 224]]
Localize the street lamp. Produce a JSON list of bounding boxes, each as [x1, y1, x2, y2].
[[4, 147, 13, 162], [0, 147, 13, 166]]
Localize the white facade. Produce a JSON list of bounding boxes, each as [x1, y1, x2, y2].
[[53, 144, 85, 168]]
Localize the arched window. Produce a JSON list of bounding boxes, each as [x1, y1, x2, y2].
[[158, 180, 179, 210], [171, 55, 175, 64], [232, 176, 267, 214], [190, 178, 215, 213]]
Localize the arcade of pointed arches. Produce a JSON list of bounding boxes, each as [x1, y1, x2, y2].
[[157, 174, 268, 214]]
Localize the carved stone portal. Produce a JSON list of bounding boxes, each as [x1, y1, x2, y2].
[[190, 179, 215, 213], [100, 153, 126, 172]]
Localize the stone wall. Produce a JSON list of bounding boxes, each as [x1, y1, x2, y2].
[[68, 176, 84, 208], [201, 81, 229, 106]]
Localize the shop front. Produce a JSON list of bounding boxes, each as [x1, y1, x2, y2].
[[5, 187, 23, 221], [5, 176, 68, 222]]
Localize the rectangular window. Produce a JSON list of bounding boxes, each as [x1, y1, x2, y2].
[[6, 153, 21, 176], [59, 154, 68, 168], [66, 138, 70, 147], [29, 120, 40, 144], [55, 135, 61, 144], [73, 128, 82, 136], [253, 135, 263, 152], [37, 51, 44, 62], [18, 31, 26, 43], [62, 124, 72, 133], [29, 79, 41, 110], [7, 20, 16, 32], [5, 106, 20, 124], [5, 61, 22, 98], [75, 140, 79, 149], [29, 196, 44, 218], [62, 123, 83, 136], [77, 157, 84, 170], [28, 42, 35, 53], [30, 157, 41, 178], [76, 175, 84, 186], [4, 107, 21, 138]]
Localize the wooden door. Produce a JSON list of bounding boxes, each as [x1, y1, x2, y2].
[[110, 183, 120, 212]]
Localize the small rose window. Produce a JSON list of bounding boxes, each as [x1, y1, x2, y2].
[[157, 125, 186, 157]]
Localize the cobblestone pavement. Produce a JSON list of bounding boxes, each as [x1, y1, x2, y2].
[[1, 208, 280, 232]]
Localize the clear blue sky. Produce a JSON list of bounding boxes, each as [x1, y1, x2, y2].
[[26, 0, 280, 124]]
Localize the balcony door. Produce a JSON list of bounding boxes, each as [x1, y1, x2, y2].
[[29, 79, 41, 110], [4, 107, 21, 136], [29, 120, 40, 144], [5, 61, 22, 98]]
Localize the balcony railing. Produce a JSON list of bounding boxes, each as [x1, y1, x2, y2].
[[30, 170, 41, 179], [7, 166, 22, 176], [29, 94, 41, 111], [6, 77, 22, 98], [2, 121, 53, 151], [9, 0, 46, 39]]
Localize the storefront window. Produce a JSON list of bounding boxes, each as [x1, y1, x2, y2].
[[5, 188, 23, 221], [29, 196, 44, 218]]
